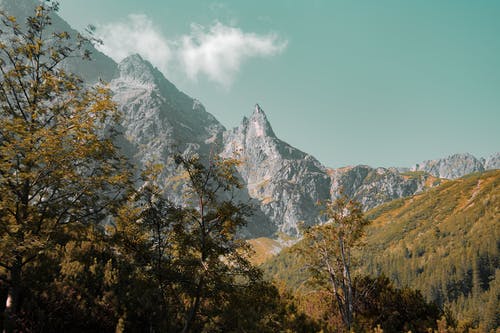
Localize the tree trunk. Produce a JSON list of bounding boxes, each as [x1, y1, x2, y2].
[[0, 282, 8, 333], [338, 237, 353, 330], [4, 259, 21, 333], [181, 277, 203, 333]]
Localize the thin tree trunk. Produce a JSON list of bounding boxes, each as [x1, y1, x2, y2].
[[0, 282, 8, 333], [338, 237, 353, 330], [181, 277, 203, 333], [325, 259, 348, 329], [4, 259, 21, 333]]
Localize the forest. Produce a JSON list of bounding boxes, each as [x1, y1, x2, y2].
[[262, 171, 499, 332]]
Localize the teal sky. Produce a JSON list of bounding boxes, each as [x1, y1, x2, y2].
[[59, 0, 500, 168]]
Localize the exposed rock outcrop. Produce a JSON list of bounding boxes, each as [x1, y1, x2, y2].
[[223, 105, 331, 235]]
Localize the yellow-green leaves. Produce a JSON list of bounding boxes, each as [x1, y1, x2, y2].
[[0, 3, 130, 330]]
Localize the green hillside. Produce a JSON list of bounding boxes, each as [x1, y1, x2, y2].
[[262, 170, 500, 330]]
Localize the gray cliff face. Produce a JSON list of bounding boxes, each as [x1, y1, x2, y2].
[[411, 153, 485, 179], [110, 55, 225, 179], [96, 54, 277, 237], [329, 165, 437, 211], [223, 105, 331, 236], [484, 152, 500, 170]]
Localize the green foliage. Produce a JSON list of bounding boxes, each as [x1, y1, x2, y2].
[[353, 275, 441, 332], [1, 4, 311, 332], [361, 170, 500, 328], [296, 194, 369, 330], [108, 155, 269, 332], [3, 3, 496, 332], [0, 2, 129, 331], [365, 198, 405, 221], [263, 170, 500, 331], [106, 155, 322, 332]]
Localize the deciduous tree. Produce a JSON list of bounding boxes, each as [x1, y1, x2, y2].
[[173, 154, 259, 332], [298, 194, 369, 331], [0, 2, 128, 330]]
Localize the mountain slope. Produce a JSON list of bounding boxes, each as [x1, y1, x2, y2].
[[111, 54, 225, 172], [223, 105, 332, 235], [261, 170, 500, 326], [0, 0, 117, 82], [484, 152, 500, 170]]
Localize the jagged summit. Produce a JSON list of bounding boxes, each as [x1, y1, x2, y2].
[[118, 54, 160, 85], [245, 104, 276, 138], [484, 152, 500, 170], [2, 0, 498, 240], [253, 103, 268, 117], [223, 104, 331, 235], [411, 152, 485, 179]]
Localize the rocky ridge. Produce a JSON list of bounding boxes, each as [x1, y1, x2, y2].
[[222, 104, 332, 235], [329, 165, 442, 211], [411, 152, 499, 179], [110, 54, 225, 173]]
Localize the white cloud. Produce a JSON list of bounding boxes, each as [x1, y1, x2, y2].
[[96, 14, 172, 75], [96, 15, 287, 87], [179, 22, 287, 86]]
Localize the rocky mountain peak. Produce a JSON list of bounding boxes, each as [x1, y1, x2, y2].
[[222, 104, 331, 236], [245, 104, 276, 138], [3, 0, 497, 240], [411, 153, 485, 179], [484, 152, 500, 170], [117, 54, 160, 85]]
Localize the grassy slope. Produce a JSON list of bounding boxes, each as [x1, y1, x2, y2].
[[247, 237, 282, 265], [261, 170, 500, 326]]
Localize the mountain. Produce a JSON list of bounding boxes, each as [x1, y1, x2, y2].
[[222, 105, 332, 236], [261, 169, 500, 327], [110, 56, 283, 237], [484, 152, 500, 170], [410, 152, 500, 179], [329, 165, 443, 211], [0, 0, 117, 82], [1, 0, 497, 239], [111, 54, 225, 173]]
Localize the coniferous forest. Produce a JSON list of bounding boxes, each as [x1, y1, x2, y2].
[[0, 2, 498, 333]]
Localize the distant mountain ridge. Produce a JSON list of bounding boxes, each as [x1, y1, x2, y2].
[[1, 0, 498, 238], [329, 165, 443, 211], [0, 0, 117, 82], [411, 152, 499, 179]]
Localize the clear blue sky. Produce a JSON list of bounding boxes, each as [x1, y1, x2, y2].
[[59, 0, 500, 168]]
